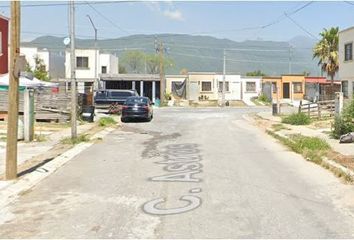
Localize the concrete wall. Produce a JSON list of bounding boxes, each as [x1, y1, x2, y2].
[[65, 49, 98, 79], [100, 54, 118, 75], [189, 73, 218, 100], [215, 75, 242, 101], [241, 77, 262, 103], [21, 47, 50, 72], [262, 75, 305, 102], [339, 27, 354, 99]]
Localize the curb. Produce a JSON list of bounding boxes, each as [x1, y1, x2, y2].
[[244, 113, 354, 181], [0, 126, 116, 209], [267, 127, 354, 180]]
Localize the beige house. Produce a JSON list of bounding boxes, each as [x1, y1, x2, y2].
[[339, 26, 354, 99]]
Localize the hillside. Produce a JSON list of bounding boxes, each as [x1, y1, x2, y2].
[[23, 34, 320, 76]]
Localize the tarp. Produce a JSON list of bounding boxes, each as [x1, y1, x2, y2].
[[172, 79, 187, 99], [0, 73, 58, 88]]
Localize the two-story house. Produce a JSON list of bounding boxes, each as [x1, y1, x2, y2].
[[65, 49, 118, 94], [20, 47, 65, 80], [339, 26, 354, 99]]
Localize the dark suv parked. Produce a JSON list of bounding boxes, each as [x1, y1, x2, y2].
[[94, 90, 139, 106]]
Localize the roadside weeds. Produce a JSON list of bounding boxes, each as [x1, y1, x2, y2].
[[249, 112, 354, 184]]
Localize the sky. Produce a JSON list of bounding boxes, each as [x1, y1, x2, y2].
[[0, 1, 353, 43]]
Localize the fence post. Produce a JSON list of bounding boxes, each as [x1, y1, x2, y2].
[[308, 104, 310, 117], [24, 89, 35, 142], [317, 103, 321, 119], [298, 100, 302, 114], [335, 92, 343, 117]]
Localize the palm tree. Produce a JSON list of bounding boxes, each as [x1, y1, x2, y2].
[[313, 27, 339, 85]]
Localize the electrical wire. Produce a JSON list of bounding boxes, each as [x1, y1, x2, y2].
[[85, 1, 130, 35], [0, 1, 134, 8]]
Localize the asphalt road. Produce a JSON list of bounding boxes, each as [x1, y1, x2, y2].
[[1, 107, 354, 238]]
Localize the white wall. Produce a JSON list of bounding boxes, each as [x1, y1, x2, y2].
[[65, 49, 98, 79], [99, 53, 118, 75], [339, 27, 354, 98], [215, 74, 242, 100], [65, 50, 119, 79], [241, 77, 262, 104], [20, 47, 50, 71]]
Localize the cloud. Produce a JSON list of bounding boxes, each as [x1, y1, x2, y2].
[[163, 9, 184, 21], [145, 1, 185, 21]]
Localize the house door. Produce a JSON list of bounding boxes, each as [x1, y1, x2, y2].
[[283, 83, 290, 99]]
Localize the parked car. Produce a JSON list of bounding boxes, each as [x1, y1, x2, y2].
[[121, 96, 154, 122], [94, 89, 139, 107]]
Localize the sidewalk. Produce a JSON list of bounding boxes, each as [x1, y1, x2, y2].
[[257, 111, 354, 156], [0, 122, 96, 176]]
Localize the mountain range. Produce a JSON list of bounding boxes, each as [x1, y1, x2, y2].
[[22, 34, 320, 76]]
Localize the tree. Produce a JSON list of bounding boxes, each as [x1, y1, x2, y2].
[[313, 27, 339, 85], [25, 55, 49, 81], [146, 54, 159, 74], [145, 53, 175, 74], [180, 68, 189, 75], [246, 70, 267, 77], [119, 65, 127, 74], [121, 50, 145, 73]]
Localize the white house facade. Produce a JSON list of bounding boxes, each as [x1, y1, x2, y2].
[[339, 26, 354, 99], [65, 49, 119, 93]]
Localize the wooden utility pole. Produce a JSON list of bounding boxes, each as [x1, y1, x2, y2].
[[158, 41, 165, 103], [6, 1, 21, 180], [222, 49, 226, 107], [69, 0, 77, 139]]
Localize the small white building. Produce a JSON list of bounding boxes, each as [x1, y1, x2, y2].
[[65, 49, 119, 93], [20, 47, 65, 80], [166, 73, 261, 105], [339, 26, 354, 99], [240, 76, 262, 105]]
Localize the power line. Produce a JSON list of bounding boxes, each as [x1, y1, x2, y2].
[[284, 13, 319, 40], [0, 1, 134, 8], [169, 51, 316, 65], [85, 1, 130, 35]]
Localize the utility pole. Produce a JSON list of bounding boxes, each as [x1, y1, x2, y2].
[[69, 1, 77, 139], [87, 14, 98, 102], [222, 49, 226, 107], [157, 41, 165, 103], [6, 1, 20, 180]]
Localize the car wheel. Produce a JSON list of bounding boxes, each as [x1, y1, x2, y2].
[[121, 117, 127, 123]]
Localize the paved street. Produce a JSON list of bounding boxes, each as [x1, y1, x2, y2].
[[1, 107, 354, 238]]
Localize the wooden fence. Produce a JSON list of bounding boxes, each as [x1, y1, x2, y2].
[[0, 89, 71, 122], [298, 100, 335, 119]]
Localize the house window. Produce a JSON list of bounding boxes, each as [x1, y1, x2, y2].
[[293, 82, 303, 93], [76, 56, 89, 68], [201, 81, 212, 91], [345, 43, 353, 61], [342, 81, 348, 98], [218, 81, 229, 92], [272, 82, 277, 93], [246, 82, 256, 92], [101, 66, 107, 74]]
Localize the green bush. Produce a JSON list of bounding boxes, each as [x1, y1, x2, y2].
[[258, 94, 271, 103], [331, 116, 354, 139], [98, 117, 117, 127], [331, 99, 354, 139], [290, 134, 330, 152], [282, 112, 311, 125]]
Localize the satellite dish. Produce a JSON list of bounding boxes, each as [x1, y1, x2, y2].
[[63, 37, 70, 46]]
